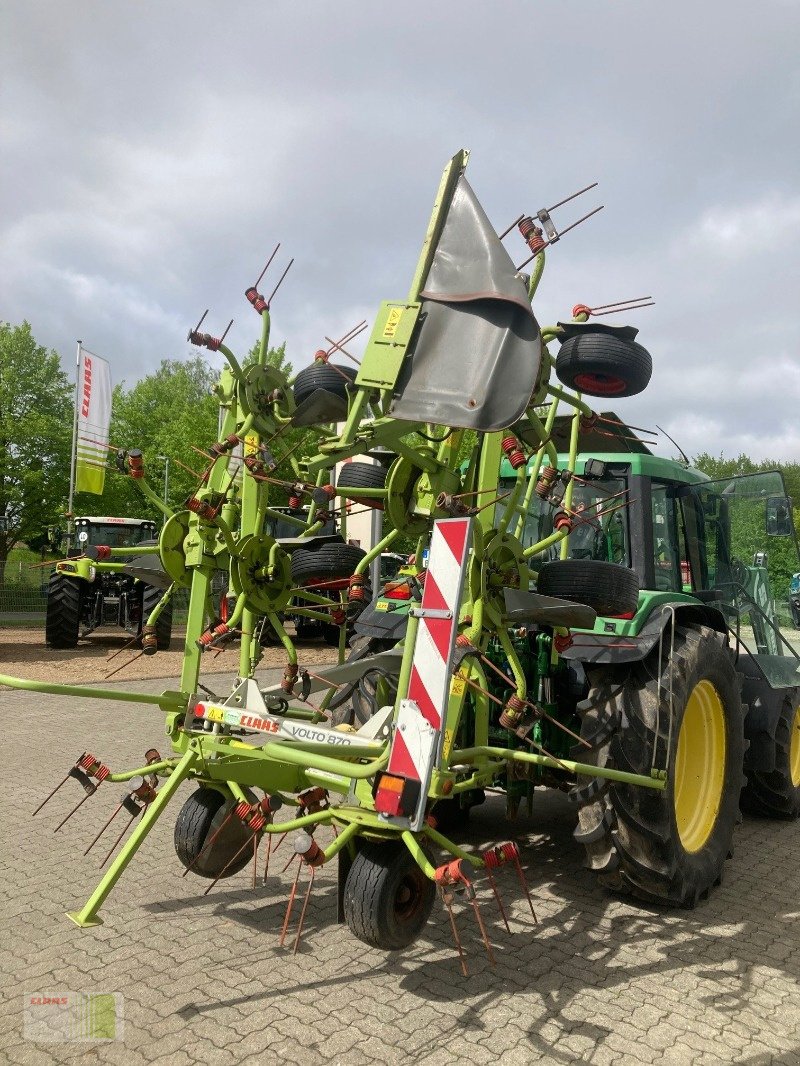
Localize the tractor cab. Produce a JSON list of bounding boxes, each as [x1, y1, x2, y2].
[[499, 414, 800, 687], [72, 516, 158, 552]]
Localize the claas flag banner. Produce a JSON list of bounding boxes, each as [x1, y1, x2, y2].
[[75, 346, 112, 494]]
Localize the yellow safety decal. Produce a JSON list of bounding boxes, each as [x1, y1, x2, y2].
[[206, 706, 225, 723], [244, 434, 259, 456], [375, 600, 390, 611], [450, 674, 466, 697], [382, 307, 403, 338], [443, 729, 454, 759]]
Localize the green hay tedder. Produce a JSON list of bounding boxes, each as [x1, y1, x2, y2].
[[7, 149, 800, 971]]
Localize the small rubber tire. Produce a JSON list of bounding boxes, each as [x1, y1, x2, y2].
[[336, 462, 387, 508], [537, 558, 639, 616], [293, 363, 357, 406], [174, 787, 255, 879], [741, 689, 800, 818], [45, 572, 83, 648], [140, 584, 173, 650], [556, 332, 652, 398], [290, 542, 367, 585], [343, 841, 436, 950]]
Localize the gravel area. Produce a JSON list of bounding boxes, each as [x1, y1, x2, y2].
[[0, 626, 338, 685]]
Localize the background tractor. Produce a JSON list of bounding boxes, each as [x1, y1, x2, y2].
[[45, 516, 173, 650]]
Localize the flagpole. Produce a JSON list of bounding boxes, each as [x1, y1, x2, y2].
[[66, 340, 82, 553]]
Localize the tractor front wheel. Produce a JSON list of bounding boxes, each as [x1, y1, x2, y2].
[[45, 572, 83, 648], [343, 841, 436, 950], [572, 624, 744, 906]]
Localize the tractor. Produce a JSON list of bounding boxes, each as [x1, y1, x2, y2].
[[8, 148, 800, 969], [45, 516, 173, 650]]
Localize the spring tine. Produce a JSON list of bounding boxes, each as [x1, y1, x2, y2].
[[262, 834, 273, 885], [546, 182, 598, 213], [469, 895, 496, 967], [32, 774, 71, 817], [218, 319, 234, 346], [292, 867, 316, 955], [324, 336, 362, 366], [53, 792, 92, 833], [254, 244, 280, 289], [590, 296, 652, 312], [280, 840, 298, 873], [443, 893, 468, 977], [201, 831, 257, 896], [266, 258, 294, 307], [485, 869, 511, 934], [83, 801, 124, 855], [555, 204, 604, 239], [498, 213, 525, 241], [98, 809, 140, 868], [192, 309, 209, 335], [279, 859, 303, 947], [513, 855, 538, 923], [252, 834, 260, 890], [104, 650, 145, 681]]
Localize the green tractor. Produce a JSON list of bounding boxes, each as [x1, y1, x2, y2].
[[343, 414, 800, 905], [45, 516, 173, 650]]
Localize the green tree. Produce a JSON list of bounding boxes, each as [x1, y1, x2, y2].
[[0, 322, 72, 582]]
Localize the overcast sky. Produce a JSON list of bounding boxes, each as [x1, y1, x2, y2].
[[2, 1, 799, 461]]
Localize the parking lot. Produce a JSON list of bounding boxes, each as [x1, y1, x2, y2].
[[1, 666, 799, 1065]]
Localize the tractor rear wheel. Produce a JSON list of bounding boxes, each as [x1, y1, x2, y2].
[[174, 787, 255, 879], [741, 689, 800, 818], [343, 841, 436, 950], [572, 624, 744, 906], [140, 584, 173, 650], [45, 572, 83, 648]]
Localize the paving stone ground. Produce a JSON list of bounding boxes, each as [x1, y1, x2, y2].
[[1, 671, 799, 1065]]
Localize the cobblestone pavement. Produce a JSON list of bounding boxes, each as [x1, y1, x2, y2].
[[1, 672, 799, 1065]]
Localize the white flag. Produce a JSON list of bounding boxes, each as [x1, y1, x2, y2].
[[75, 346, 112, 495]]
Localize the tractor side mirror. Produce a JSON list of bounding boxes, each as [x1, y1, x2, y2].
[[766, 496, 793, 537]]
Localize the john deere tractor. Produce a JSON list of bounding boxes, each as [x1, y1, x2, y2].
[[342, 413, 800, 905], [45, 516, 173, 650]]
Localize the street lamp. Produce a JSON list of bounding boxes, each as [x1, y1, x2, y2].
[[156, 455, 170, 511]]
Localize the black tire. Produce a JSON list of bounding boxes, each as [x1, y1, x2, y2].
[[571, 624, 745, 907], [741, 690, 800, 818], [293, 363, 357, 406], [330, 634, 398, 727], [140, 584, 173, 650], [556, 332, 652, 398], [336, 462, 387, 507], [291, 542, 366, 585], [537, 559, 639, 616], [343, 841, 436, 950], [174, 787, 255, 879], [323, 623, 343, 646], [45, 572, 83, 648]]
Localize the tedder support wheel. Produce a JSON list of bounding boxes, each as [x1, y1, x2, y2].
[[292, 363, 357, 406], [336, 461, 387, 508], [140, 584, 173, 650], [572, 623, 745, 907], [343, 841, 436, 950], [290, 542, 367, 585], [537, 558, 639, 616], [741, 689, 800, 818], [555, 331, 652, 398], [45, 572, 83, 648], [174, 787, 255, 879]]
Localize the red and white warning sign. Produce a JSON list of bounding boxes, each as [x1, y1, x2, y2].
[[377, 517, 472, 829]]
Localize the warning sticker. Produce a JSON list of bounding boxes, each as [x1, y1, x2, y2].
[[382, 307, 403, 338]]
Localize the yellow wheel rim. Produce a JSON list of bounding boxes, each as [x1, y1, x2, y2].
[[790, 705, 800, 788], [673, 679, 726, 853]]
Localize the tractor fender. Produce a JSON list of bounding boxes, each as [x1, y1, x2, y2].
[[737, 651, 796, 773], [352, 600, 411, 641], [559, 599, 728, 666]]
